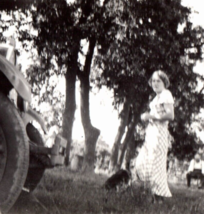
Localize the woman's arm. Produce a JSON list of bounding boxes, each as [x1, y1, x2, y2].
[[152, 103, 174, 121], [141, 103, 174, 122]]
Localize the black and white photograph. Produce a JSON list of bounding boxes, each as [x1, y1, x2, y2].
[[0, 0, 204, 213]]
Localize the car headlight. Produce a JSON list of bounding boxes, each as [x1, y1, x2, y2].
[[17, 94, 29, 112], [23, 100, 29, 112]]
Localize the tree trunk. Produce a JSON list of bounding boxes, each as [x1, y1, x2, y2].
[[124, 133, 137, 171], [79, 38, 100, 173], [62, 46, 78, 166], [116, 93, 150, 170], [116, 114, 136, 170], [62, 71, 76, 166], [117, 109, 148, 170], [109, 98, 130, 173]]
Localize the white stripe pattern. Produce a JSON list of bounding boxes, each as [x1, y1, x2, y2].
[[136, 121, 172, 197]]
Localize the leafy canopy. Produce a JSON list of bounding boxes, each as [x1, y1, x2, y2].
[[94, 0, 204, 159]]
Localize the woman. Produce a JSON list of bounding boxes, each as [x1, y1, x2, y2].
[[136, 70, 174, 204]]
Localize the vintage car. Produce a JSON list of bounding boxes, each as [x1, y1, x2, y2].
[[0, 39, 66, 213]]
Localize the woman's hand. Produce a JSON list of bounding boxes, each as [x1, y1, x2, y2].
[[141, 112, 152, 122], [141, 104, 174, 123]]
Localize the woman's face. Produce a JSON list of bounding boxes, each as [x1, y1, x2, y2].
[[151, 72, 165, 94], [195, 154, 201, 162]]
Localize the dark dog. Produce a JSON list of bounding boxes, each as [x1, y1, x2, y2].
[[103, 169, 133, 202], [104, 169, 130, 191]]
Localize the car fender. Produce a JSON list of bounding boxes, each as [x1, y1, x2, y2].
[[22, 107, 48, 134], [0, 55, 31, 102]]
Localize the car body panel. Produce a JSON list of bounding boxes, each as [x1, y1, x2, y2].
[[22, 108, 48, 134], [0, 55, 31, 102]]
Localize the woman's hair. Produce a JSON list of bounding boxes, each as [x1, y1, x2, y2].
[[148, 70, 170, 88]]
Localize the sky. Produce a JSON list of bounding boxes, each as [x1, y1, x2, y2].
[[182, 0, 204, 27]]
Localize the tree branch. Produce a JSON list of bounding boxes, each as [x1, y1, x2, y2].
[[83, 38, 96, 76]]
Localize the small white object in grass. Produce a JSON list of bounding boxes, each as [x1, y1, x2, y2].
[[22, 187, 30, 193]]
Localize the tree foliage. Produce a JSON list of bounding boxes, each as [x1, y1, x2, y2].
[[2, 0, 204, 165], [11, 0, 121, 170], [93, 0, 204, 161]]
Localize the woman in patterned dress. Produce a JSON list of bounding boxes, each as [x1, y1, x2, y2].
[[136, 70, 174, 204]]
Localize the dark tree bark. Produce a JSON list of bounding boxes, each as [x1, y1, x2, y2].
[[124, 135, 136, 171], [117, 113, 137, 170], [79, 38, 100, 173], [117, 100, 148, 170], [125, 137, 143, 171], [109, 98, 130, 173], [62, 46, 79, 166]]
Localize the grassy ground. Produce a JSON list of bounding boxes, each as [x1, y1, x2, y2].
[[9, 167, 204, 214]]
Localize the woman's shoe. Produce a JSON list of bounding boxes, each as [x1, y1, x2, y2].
[[151, 195, 156, 204], [152, 194, 164, 204], [157, 197, 164, 204]]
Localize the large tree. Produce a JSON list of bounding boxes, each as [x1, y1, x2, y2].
[[12, 0, 119, 172], [94, 0, 204, 170], [4, 0, 204, 172], [15, 0, 82, 165]]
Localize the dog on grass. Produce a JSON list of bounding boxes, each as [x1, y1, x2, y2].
[[103, 169, 134, 202], [104, 169, 130, 191]]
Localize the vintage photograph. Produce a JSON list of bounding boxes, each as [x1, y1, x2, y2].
[[0, 0, 204, 213]]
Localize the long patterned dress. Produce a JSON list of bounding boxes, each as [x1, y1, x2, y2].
[[136, 89, 174, 197]]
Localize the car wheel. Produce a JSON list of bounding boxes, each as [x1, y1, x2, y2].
[[0, 92, 29, 213]]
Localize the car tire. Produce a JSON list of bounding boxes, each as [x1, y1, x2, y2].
[[0, 92, 29, 213]]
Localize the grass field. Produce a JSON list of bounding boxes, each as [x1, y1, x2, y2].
[[9, 167, 204, 214]]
